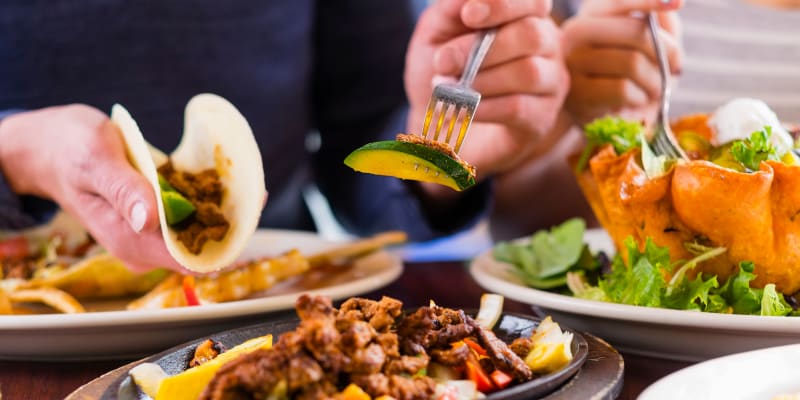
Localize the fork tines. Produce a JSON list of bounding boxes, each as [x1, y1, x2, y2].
[[421, 84, 480, 154]]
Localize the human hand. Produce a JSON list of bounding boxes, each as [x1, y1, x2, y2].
[[562, 0, 684, 126], [405, 0, 569, 184], [0, 104, 182, 271]]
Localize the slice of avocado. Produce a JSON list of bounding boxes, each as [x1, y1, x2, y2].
[[161, 190, 196, 226], [344, 140, 476, 191], [157, 173, 196, 225]]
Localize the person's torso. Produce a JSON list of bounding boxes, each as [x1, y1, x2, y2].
[[0, 1, 316, 229]]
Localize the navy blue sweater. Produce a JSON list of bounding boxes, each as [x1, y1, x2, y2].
[[0, 1, 487, 240]]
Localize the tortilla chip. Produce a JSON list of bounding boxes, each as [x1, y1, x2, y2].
[[20, 253, 168, 299], [9, 288, 85, 314]]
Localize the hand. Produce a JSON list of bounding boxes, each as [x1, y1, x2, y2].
[[0, 104, 182, 271], [405, 0, 569, 184], [562, 0, 684, 126]]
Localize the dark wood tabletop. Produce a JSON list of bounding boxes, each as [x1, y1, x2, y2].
[[0, 261, 692, 400]]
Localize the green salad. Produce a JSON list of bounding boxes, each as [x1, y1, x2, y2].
[[493, 218, 798, 317]]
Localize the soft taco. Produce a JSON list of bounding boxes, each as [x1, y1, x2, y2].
[[113, 94, 266, 273]]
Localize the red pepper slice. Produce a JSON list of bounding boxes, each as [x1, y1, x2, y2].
[[0, 236, 29, 261], [464, 338, 487, 357], [465, 358, 495, 392], [182, 275, 200, 306], [490, 369, 513, 389]]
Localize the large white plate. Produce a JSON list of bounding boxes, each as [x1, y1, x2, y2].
[[639, 344, 800, 399], [0, 229, 402, 361], [470, 229, 800, 362]]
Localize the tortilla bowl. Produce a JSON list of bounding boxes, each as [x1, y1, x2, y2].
[[572, 134, 800, 294], [113, 94, 266, 273]]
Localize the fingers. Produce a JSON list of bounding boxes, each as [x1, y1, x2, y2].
[[566, 75, 650, 122], [434, 17, 559, 75], [563, 16, 682, 74], [472, 89, 566, 131], [460, 0, 552, 29], [79, 120, 161, 234], [418, 0, 553, 44], [471, 56, 564, 96], [72, 192, 183, 272], [579, 0, 682, 16], [567, 47, 661, 100]]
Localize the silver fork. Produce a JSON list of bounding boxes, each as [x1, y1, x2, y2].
[[648, 13, 688, 160], [420, 29, 497, 154]]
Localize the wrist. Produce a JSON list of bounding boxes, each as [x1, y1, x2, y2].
[[0, 110, 46, 197]]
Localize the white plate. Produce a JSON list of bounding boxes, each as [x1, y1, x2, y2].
[[0, 229, 402, 361], [470, 229, 800, 362], [640, 344, 800, 399]]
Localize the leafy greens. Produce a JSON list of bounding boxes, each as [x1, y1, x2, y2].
[[493, 218, 597, 289], [575, 117, 644, 172], [497, 219, 796, 316], [729, 126, 780, 172]]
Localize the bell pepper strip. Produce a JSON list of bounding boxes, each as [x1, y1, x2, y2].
[[490, 369, 513, 390], [0, 236, 29, 261], [465, 357, 495, 392], [463, 338, 487, 357], [182, 275, 200, 306]]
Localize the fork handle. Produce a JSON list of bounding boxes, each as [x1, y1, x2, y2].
[[459, 28, 497, 87]]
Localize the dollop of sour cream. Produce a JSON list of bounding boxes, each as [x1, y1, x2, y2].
[[708, 98, 794, 153]]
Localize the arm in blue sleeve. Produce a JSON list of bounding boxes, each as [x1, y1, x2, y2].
[[310, 1, 492, 242], [0, 109, 59, 229]]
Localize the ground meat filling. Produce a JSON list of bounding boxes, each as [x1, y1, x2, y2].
[[158, 161, 229, 254], [201, 295, 533, 400]]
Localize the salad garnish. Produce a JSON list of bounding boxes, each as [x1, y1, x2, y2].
[[495, 219, 797, 316]]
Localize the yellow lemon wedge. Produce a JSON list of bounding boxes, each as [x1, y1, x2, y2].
[[525, 316, 573, 374], [128, 334, 272, 400]]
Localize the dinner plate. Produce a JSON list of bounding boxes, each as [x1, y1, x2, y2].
[[639, 343, 800, 399], [470, 228, 800, 362], [67, 311, 624, 400], [0, 229, 402, 361]]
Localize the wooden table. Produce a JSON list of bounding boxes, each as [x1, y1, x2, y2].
[[0, 261, 692, 399]]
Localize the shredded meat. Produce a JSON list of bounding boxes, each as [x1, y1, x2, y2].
[[158, 160, 229, 254], [189, 339, 226, 368], [468, 317, 533, 381], [396, 133, 476, 178], [1, 259, 36, 280], [200, 296, 532, 400]]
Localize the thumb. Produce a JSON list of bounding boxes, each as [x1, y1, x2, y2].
[[90, 121, 161, 234]]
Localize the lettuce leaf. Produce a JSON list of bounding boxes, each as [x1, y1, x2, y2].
[[760, 283, 793, 316], [576, 117, 643, 172], [730, 126, 780, 172], [494, 218, 595, 289]]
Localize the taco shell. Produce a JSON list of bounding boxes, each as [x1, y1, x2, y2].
[[113, 94, 266, 273]]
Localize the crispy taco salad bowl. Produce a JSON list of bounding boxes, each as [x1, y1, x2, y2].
[[113, 93, 266, 273], [573, 99, 800, 294]]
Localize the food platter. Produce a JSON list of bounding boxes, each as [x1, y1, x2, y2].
[[0, 229, 402, 361], [639, 343, 800, 399], [67, 311, 624, 400], [470, 229, 800, 362]]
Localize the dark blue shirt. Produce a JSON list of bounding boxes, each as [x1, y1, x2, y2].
[[0, 1, 487, 241]]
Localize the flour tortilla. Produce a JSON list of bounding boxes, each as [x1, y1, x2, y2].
[[112, 94, 266, 273]]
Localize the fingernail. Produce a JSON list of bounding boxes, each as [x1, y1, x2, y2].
[[464, 1, 490, 24], [130, 201, 146, 233]]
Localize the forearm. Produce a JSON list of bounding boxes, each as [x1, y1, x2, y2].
[[0, 109, 59, 228]]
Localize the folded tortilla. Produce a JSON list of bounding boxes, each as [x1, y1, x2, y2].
[[113, 94, 266, 272]]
